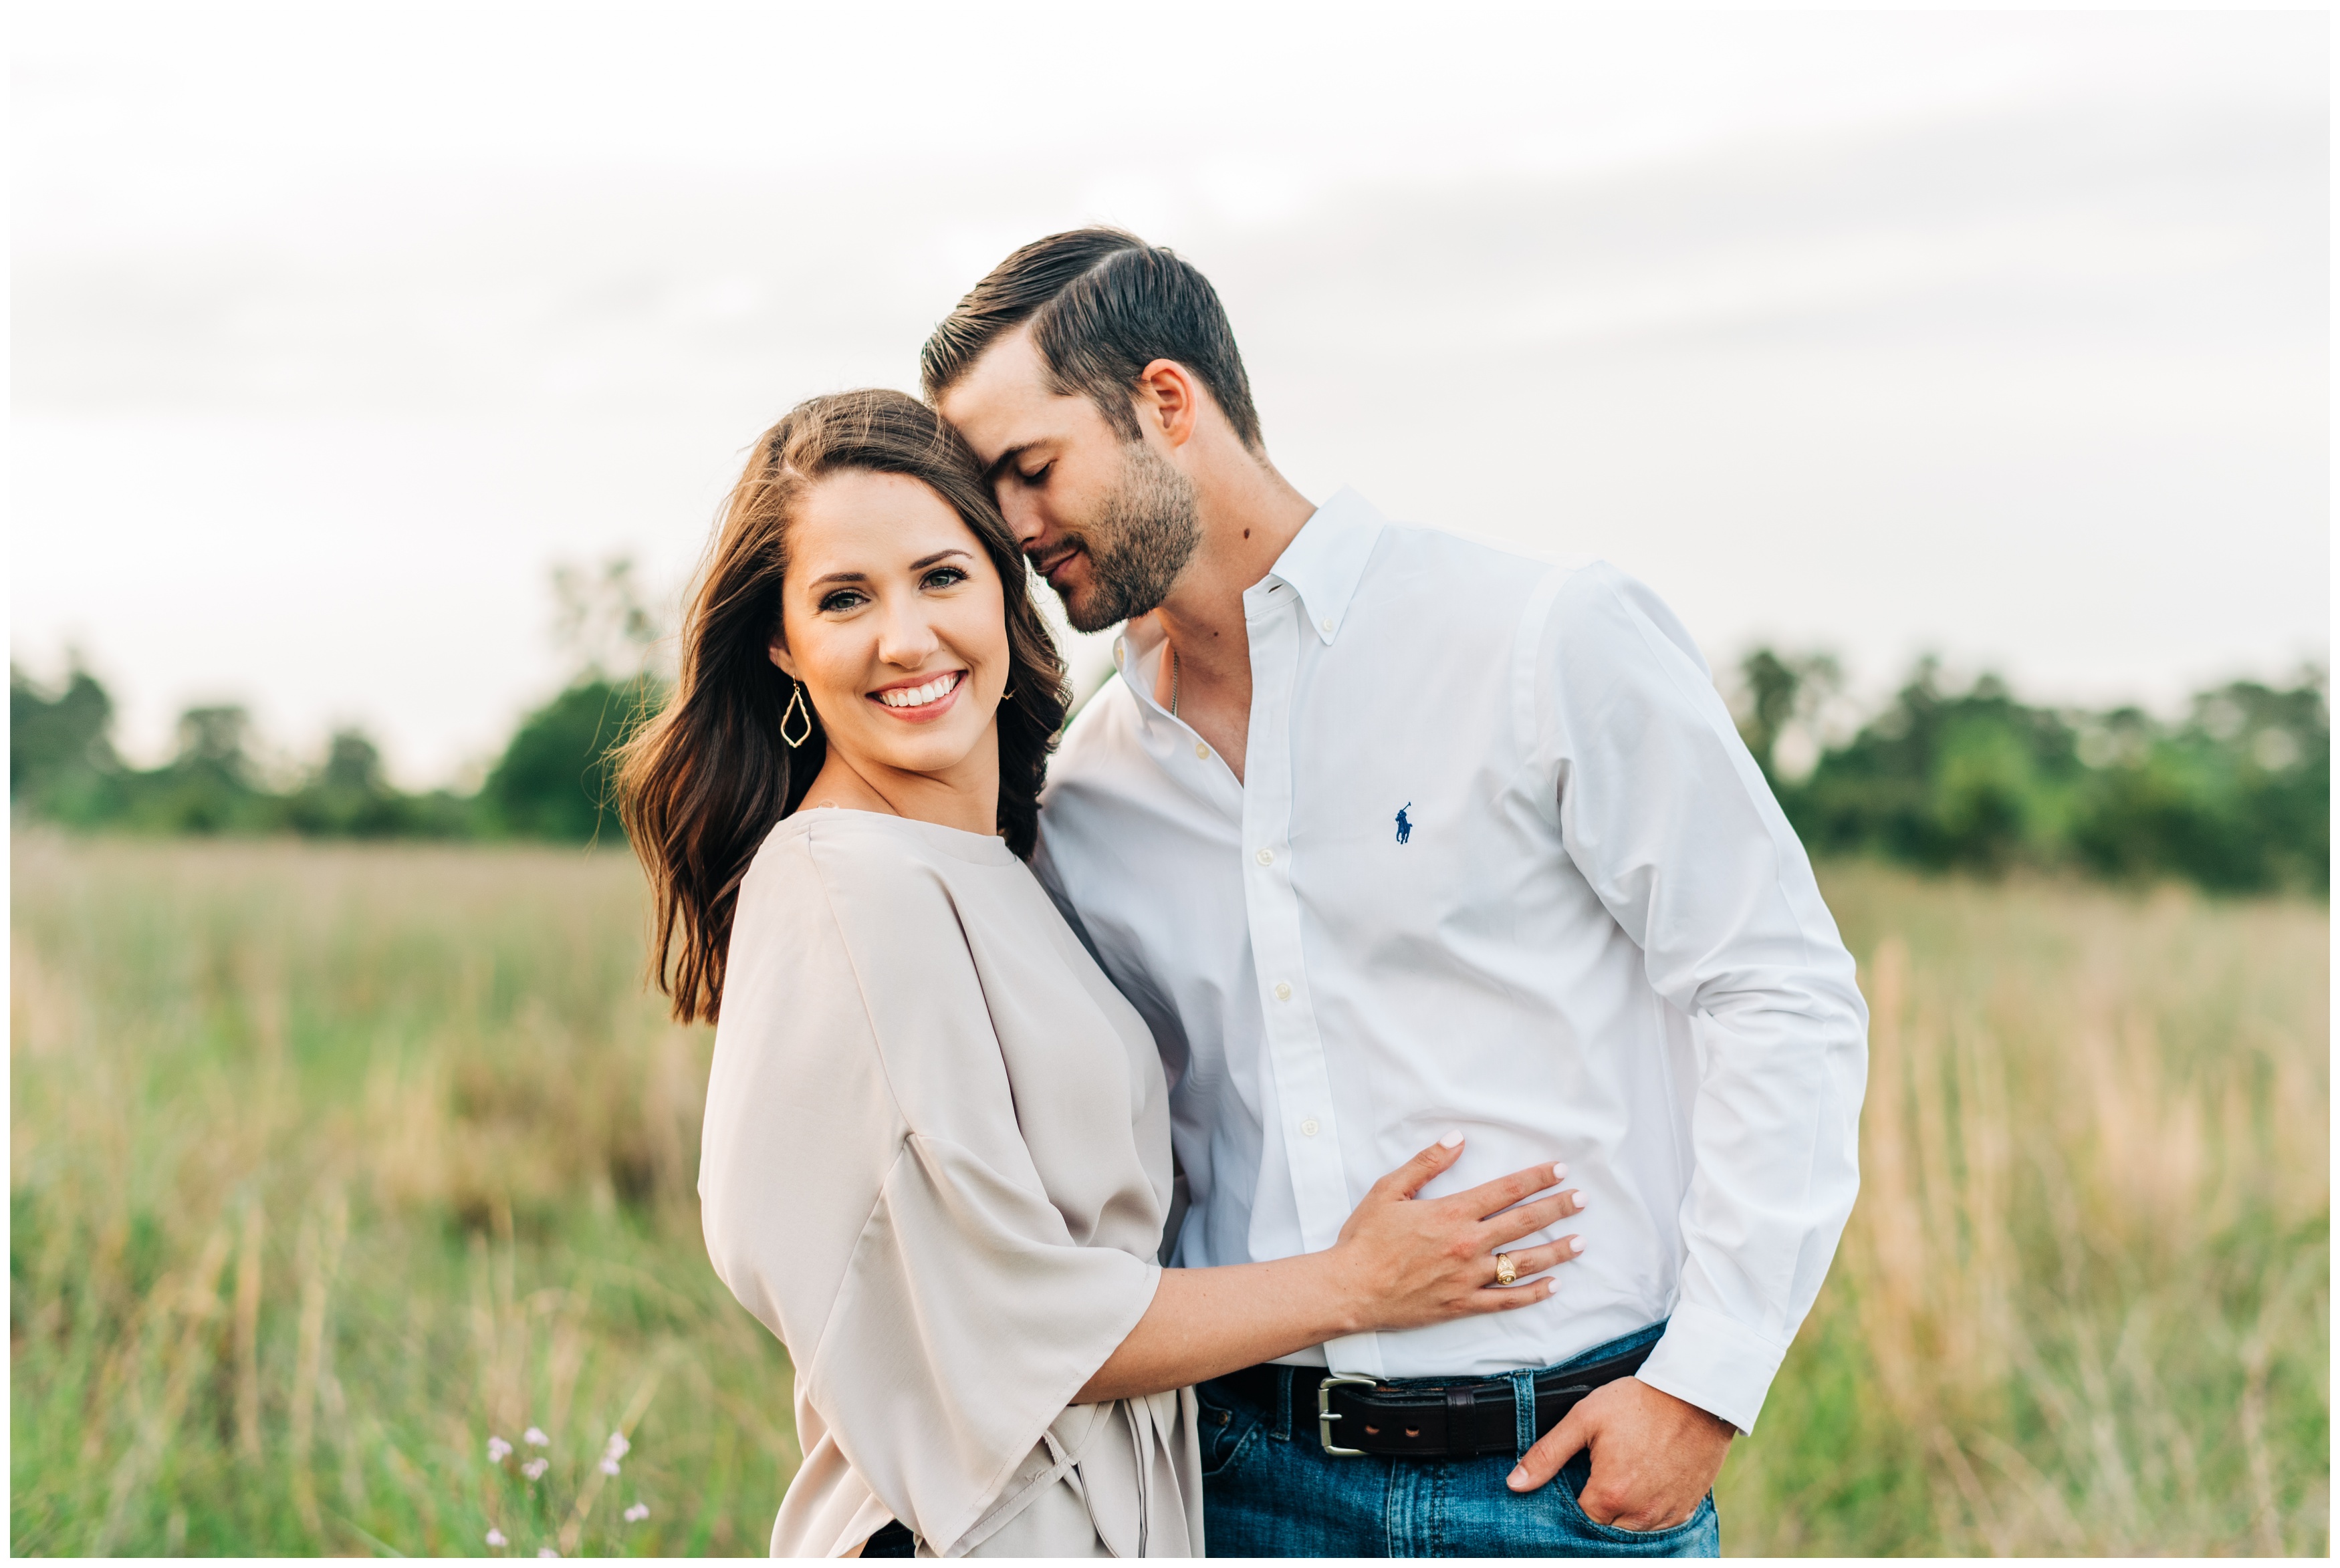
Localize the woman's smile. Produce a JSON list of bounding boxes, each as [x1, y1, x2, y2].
[[870, 668, 967, 720]]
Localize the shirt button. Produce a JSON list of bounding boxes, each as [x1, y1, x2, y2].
[[1256, 848, 1274, 866], [1274, 981, 1292, 1001], [1321, 618, 1334, 634], [1195, 742, 1209, 759], [1300, 1118, 1320, 1138]]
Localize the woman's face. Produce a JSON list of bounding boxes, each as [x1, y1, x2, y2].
[[769, 469, 1009, 781]]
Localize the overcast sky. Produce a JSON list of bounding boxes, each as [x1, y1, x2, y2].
[[12, 5, 2329, 787]]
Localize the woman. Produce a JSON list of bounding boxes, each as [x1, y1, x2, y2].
[[618, 390, 1585, 1557]]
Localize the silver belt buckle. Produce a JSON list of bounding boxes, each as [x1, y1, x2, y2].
[[1318, 1375, 1378, 1456]]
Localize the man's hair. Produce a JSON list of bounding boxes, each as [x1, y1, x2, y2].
[[920, 228, 1264, 451]]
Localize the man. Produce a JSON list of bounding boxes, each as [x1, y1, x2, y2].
[[925, 229, 1867, 1557]]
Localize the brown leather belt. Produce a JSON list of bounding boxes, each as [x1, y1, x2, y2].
[[1207, 1339, 1653, 1458]]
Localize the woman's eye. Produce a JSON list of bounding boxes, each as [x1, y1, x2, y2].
[[923, 567, 969, 590], [818, 589, 866, 613]]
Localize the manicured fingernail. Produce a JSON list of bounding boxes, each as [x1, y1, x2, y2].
[[1508, 1466, 1530, 1489], [1439, 1130, 1464, 1148], [1572, 1190, 1590, 1208], [1569, 1236, 1588, 1255], [1553, 1163, 1568, 1183]]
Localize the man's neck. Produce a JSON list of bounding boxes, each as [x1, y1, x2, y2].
[[1147, 451, 1316, 783]]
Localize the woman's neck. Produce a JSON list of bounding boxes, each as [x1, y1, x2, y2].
[[794, 732, 1001, 839]]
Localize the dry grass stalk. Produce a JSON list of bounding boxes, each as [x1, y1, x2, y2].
[[544, 1289, 591, 1443], [287, 1186, 350, 1539], [557, 1345, 673, 1556], [234, 1201, 266, 1462], [89, 1225, 235, 1555]]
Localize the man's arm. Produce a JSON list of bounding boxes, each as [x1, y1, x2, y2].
[[1506, 562, 1871, 1517]]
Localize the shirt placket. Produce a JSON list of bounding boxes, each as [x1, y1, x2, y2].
[[1240, 581, 1383, 1377]]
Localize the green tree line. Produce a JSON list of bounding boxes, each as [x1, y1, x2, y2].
[[1736, 652, 2327, 894], [9, 648, 2327, 894], [10, 560, 670, 847], [9, 664, 659, 845]]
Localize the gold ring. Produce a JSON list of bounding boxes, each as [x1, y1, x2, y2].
[[1494, 1253, 1518, 1287]]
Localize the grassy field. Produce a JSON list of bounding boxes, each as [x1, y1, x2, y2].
[[10, 837, 2328, 1556]]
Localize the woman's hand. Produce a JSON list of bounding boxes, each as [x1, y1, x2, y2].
[[1323, 1135, 1584, 1333], [1074, 1134, 1583, 1403]]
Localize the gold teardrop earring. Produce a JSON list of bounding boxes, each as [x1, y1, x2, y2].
[[781, 680, 814, 749]]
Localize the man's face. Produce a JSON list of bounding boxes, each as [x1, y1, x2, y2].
[[939, 325, 1199, 632]]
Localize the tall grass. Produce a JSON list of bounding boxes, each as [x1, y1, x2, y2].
[[1721, 865, 2329, 1555], [10, 838, 2328, 1555], [11, 837, 792, 1557]]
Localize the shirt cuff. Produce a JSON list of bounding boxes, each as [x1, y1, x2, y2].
[[1633, 1303, 1787, 1435]]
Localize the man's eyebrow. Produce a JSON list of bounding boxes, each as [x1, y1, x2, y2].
[[983, 443, 1034, 487]]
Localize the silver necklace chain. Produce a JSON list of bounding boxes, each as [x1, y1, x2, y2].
[[1169, 648, 1180, 718]]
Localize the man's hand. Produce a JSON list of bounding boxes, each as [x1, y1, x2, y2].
[[1506, 1378, 1734, 1529]]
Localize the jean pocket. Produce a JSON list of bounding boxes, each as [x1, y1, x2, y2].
[[1552, 1460, 1716, 1548], [1193, 1390, 1261, 1479]]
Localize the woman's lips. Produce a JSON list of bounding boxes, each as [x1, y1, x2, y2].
[[867, 668, 967, 722]]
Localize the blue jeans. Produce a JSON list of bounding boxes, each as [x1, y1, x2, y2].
[[1198, 1323, 1720, 1557]]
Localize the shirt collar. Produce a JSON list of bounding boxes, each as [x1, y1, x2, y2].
[[1258, 486, 1386, 646]]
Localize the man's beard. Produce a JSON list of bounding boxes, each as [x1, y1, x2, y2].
[[1056, 442, 1202, 633]]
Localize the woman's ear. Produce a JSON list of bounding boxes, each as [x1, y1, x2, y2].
[[768, 634, 799, 681]]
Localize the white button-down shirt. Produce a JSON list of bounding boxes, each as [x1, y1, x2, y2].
[[1032, 488, 1867, 1433]]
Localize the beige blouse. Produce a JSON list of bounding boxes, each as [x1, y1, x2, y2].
[[698, 809, 1203, 1557]]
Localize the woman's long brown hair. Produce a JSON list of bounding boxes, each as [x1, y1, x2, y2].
[[616, 389, 1068, 1025]]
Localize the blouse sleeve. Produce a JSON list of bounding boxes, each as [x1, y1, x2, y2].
[[697, 822, 1161, 1557]]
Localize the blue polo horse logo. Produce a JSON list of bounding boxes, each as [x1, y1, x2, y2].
[[1394, 803, 1413, 845]]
